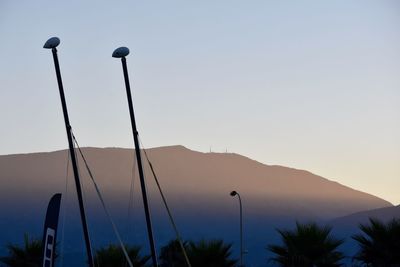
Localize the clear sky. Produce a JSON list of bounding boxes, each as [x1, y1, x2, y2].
[[0, 1, 399, 204]]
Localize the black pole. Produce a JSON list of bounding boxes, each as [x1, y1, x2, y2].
[[230, 191, 244, 267], [237, 193, 243, 267], [46, 43, 94, 267], [118, 55, 159, 267]]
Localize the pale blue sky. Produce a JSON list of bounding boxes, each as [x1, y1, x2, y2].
[[0, 1, 399, 203]]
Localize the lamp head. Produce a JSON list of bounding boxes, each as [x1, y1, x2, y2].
[[112, 47, 130, 58], [230, 191, 237, 197], [43, 37, 60, 49]]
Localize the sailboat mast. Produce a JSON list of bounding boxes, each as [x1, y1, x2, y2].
[[113, 47, 159, 267], [43, 37, 94, 267]]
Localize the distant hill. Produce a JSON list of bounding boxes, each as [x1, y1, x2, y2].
[[331, 205, 400, 226], [328, 203, 400, 265], [0, 145, 392, 267]]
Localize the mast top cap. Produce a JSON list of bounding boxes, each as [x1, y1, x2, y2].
[[112, 47, 130, 58], [43, 37, 60, 49]]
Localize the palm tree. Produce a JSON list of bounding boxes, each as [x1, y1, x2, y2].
[[268, 222, 344, 267], [187, 239, 237, 267], [93, 244, 150, 267], [159, 239, 189, 267], [352, 218, 400, 267], [0, 234, 43, 267]]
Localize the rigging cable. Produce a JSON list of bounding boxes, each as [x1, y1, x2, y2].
[[126, 152, 137, 241], [59, 150, 70, 267], [71, 134, 98, 267], [71, 132, 134, 267], [124, 153, 137, 267], [139, 139, 192, 267]]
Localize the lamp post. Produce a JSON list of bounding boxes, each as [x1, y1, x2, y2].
[[230, 190, 244, 267]]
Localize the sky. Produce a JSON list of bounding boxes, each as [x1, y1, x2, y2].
[[0, 1, 399, 204]]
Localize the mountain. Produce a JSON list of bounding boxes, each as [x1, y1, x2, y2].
[[331, 205, 400, 226], [328, 203, 400, 264], [0, 145, 392, 266]]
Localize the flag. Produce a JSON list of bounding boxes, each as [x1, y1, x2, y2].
[[41, 193, 62, 267]]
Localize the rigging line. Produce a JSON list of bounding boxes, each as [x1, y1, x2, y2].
[[71, 133, 97, 266], [59, 149, 71, 267], [127, 152, 137, 241], [139, 139, 192, 267], [71, 133, 134, 267], [123, 153, 137, 267]]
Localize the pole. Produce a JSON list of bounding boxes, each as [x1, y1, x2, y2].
[[230, 191, 244, 267], [45, 39, 94, 267], [116, 53, 158, 267], [238, 193, 243, 267]]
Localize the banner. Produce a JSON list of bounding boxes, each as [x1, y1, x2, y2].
[[41, 193, 62, 267]]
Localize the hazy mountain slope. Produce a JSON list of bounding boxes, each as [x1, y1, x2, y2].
[[0, 145, 390, 219], [328, 204, 400, 266], [0, 145, 392, 266], [142, 146, 391, 218], [331, 205, 400, 226]]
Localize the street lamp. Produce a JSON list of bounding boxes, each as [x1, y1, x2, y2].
[[230, 190, 244, 267]]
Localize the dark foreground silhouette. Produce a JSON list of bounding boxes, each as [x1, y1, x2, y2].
[[2, 218, 400, 267]]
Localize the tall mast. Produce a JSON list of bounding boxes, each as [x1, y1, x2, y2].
[[112, 47, 159, 267], [43, 37, 94, 267]]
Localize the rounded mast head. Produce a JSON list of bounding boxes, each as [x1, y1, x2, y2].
[[112, 47, 130, 58], [43, 37, 60, 49], [230, 191, 238, 197]]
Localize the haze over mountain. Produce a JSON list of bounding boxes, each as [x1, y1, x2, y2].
[[332, 205, 400, 226], [0, 145, 393, 266], [327, 201, 400, 264]]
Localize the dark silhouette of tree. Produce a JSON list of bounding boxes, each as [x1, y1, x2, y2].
[[352, 218, 400, 267], [159, 239, 188, 267], [268, 222, 344, 267], [93, 244, 150, 267], [187, 239, 237, 267], [0, 234, 42, 267]]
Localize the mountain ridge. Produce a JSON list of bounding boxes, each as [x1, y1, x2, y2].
[[331, 204, 400, 226], [0, 145, 394, 267], [0, 145, 391, 215], [0, 144, 391, 207]]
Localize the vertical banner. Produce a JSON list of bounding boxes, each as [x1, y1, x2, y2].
[[41, 193, 62, 267]]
